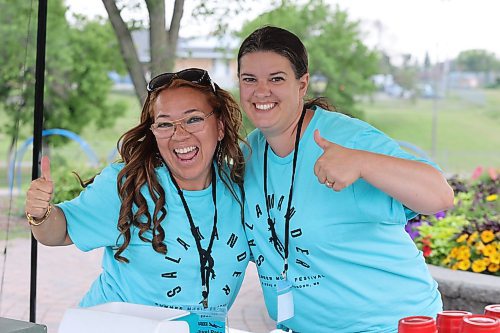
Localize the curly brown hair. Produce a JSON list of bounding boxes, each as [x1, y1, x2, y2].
[[113, 79, 246, 263]]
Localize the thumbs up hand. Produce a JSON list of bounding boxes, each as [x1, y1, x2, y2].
[[313, 130, 363, 191], [25, 156, 54, 219]]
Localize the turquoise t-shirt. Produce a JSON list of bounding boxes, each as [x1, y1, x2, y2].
[[243, 107, 442, 332], [58, 163, 249, 311]]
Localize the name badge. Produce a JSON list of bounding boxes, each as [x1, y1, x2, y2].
[[276, 279, 294, 323]]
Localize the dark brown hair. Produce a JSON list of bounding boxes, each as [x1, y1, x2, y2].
[[238, 25, 333, 111], [113, 79, 246, 262]]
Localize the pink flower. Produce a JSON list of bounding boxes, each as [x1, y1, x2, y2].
[[488, 167, 498, 181], [471, 166, 483, 180]]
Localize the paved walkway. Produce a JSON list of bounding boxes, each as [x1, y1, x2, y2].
[[0, 238, 275, 333]]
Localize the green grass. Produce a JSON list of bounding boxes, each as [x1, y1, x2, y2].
[[360, 89, 500, 174], [54, 90, 141, 164]]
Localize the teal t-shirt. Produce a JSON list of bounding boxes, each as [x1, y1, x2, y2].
[[58, 163, 249, 311], [243, 107, 442, 332]]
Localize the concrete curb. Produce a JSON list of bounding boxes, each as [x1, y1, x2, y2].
[[428, 264, 500, 313]]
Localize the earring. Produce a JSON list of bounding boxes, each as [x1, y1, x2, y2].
[[216, 141, 223, 167], [155, 152, 164, 166]]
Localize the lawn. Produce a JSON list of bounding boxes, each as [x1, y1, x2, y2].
[[360, 89, 500, 175]]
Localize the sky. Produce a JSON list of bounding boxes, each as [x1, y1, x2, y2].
[[65, 0, 500, 63]]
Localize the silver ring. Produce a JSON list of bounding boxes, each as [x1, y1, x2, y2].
[[325, 180, 333, 187]]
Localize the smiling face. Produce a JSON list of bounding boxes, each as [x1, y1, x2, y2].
[[238, 51, 309, 137], [152, 86, 224, 190]]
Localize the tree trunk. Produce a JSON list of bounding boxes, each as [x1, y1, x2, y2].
[[102, 0, 148, 105], [146, 0, 169, 76], [166, 0, 184, 71]]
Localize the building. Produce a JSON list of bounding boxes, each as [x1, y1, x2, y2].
[[112, 30, 239, 90]]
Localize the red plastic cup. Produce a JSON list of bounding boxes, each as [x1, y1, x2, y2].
[[485, 305, 500, 319], [461, 315, 500, 333], [398, 316, 437, 333], [436, 310, 472, 333]]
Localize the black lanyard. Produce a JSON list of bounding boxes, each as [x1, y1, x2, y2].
[[168, 164, 218, 308], [263, 106, 307, 280]]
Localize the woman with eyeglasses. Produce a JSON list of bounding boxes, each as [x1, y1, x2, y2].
[[25, 69, 249, 314], [237, 26, 455, 332]]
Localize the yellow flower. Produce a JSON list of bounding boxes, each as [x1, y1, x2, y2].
[[450, 247, 459, 258], [483, 244, 497, 257], [472, 259, 487, 273], [486, 194, 498, 201], [480, 230, 495, 243], [475, 241, 485, 254], [456, 246, 471, 260], [489, 251, 500, 264], [488, 263, 499, 273], [456, 234, 468, 243], [457, 259, 471, 271], [467, 232, 479, 245]]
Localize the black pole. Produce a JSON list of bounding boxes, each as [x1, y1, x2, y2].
[[30, 0, 48, 323]]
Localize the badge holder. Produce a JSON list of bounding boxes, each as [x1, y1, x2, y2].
[[276, 278, 294, 324], [175, 305, 227, 333]]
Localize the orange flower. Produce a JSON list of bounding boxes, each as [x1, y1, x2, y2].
[[488, 263, 499, 273], [480, 230, 495, 243]]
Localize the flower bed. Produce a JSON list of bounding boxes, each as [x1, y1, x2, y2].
[[406, 167, 499, 276]]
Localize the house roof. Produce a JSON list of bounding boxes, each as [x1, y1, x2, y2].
[[132, 30, 239, 63]]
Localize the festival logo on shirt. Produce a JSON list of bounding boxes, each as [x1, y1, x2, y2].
[[154, 230, 248, 308], [247, 192, 325, 290]]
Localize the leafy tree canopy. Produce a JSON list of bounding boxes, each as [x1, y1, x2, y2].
[[0, 0, 126, 148], [238, 0, 379, 118], [455, 49, 500, 73]]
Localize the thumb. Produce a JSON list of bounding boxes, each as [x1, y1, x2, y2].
[[314, 129, 331, 150], [41, 156, 52, 181]]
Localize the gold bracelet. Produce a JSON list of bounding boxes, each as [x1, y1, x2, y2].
[[26, 204, 53, 226]]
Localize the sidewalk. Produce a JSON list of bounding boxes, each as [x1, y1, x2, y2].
[[0, 238, 275, 333]]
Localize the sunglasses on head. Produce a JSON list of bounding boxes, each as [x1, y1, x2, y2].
[[147, 68, 217, 94]]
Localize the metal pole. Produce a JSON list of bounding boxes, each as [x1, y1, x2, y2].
[[30, 0, 48, 323]]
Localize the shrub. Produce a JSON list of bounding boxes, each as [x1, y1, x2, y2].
[[51, 163, 102, 204]]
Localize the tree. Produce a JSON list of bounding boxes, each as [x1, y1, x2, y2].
[[0, 0, 126, 153], [102, 0, 258, 105], [393, 54, 419, 92], [455, 49, 500, 73], [238, 0, 379, 118]]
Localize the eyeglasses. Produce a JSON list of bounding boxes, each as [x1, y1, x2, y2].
[[147, 68, 217, 94], [151, 111, 215, 139]]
